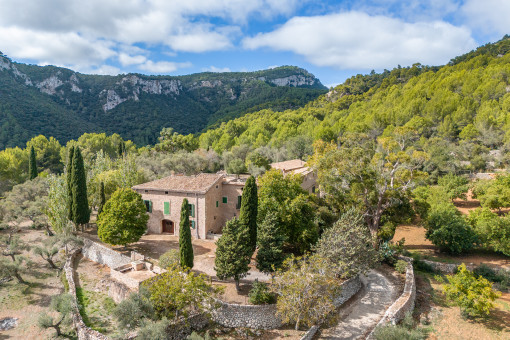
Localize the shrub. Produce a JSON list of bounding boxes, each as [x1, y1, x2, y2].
[[248, 279, 276, 305], [473, 264, 499, 282], [496, 269, 510, 291], [379, 239, 405, 265], [440, 264, 501, 317], [394, 260, 408, 274], [158, 250, 180, 270], [136, 318, 171, 340], [374, 313, 428, 340], [425, 204, 477, 254], [377, 222, 397, 242]]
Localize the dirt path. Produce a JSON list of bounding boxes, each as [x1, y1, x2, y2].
[[319, 270, 397, 340]]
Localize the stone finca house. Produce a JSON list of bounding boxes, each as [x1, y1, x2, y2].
[[132, 159, 317, 240]]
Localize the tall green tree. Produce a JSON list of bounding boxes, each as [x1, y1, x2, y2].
[[28, 145, 37, 180], [239, 175, 258, 250], [66, 146, 75, 221], [214, 218, 251, 291], [97, 188, 148, 247], [70, 147, 90, 229], [256, 212, 285, 275], [179, 198, 193, 269], [98, 181, 105, 216]]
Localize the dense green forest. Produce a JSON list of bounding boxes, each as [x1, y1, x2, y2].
[[0, 58, 326, 148]]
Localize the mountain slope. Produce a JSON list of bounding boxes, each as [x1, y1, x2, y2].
[[199, 37, 510, 153], [0, 55, 326, 148]]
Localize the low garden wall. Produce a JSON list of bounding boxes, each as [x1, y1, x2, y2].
[[367, 256, 416, 339], [299, 275, 363, 340], [421, 259, 474, 274], [64, 249, 109, 340], [211, 300, 281, 329], [82, 238, 131, 269]]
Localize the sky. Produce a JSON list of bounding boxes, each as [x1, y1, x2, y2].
[[0, 0, 508, 87]]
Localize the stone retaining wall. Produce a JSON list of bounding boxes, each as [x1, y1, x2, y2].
[[64, 249, 109, 340], [82, 238, 131, 269], [298, 275, 362, 340], [108, 280, 134, 304], [421, 259, 473, 274], [367, 256, 416, 339], [211, 300, 281, 329]]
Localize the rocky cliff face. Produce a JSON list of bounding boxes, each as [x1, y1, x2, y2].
[[0, 55, 327, 147]]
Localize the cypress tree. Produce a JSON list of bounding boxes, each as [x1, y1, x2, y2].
[[179, 198, 194, 269], [118, 140, 125, 157], [214, 218, 251, 291], [66, 146, 75, 221], [98, 181, 105, 216], [71, 147, 90, 229], [28, 145, 38, 180], [239, 175, 258, 250], [256, 212, 285, 275]]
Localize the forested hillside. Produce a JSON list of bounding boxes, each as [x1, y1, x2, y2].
[[0, 56, 326, 148], [199, 37, 510, 170]]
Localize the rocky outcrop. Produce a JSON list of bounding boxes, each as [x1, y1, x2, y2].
[[36, 75, 64, 95], [269, 75, 319, 87]]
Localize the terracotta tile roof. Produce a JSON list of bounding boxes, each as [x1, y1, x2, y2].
[[132, 173, 223, 193], [271, 159, 307, 171]]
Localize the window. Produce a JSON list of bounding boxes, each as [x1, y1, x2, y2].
[[165, 191, 168, 194], [164, 202, 170, 215], [312, 186, 316, 194], [216, 201, 219, 208], [189, 203, 195, 217], [143, 200, 152, 213], [236, 196, 242, 209], [190, 220, 196, 229], [144, 190, 148, 193], [222, 196, 228, 204]]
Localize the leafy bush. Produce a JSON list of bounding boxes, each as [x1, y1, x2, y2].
[[473, 264, 499, 282], [394, 260, 408, 274], [440, 264, 501, 317], [248, 279, 276, 305], [113, 287, 155, 330], [136, 318, 171, 340], [379, 239, 405, 265], [158, 250, 180, 270], [374, 314, 428, 340], [377, 222, 396, 242], [425, 204, 477, 254]]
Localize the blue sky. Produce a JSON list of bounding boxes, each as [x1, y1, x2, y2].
[[0, 0, 508, 87]]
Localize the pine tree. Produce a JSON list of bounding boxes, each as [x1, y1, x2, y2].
[[179, 198, 193, 269], [98, 181, 105, 216], [71, 147, 90, 229], [256, 212, 285, 275], [239, 175, 258, 251], [214, 218, 251, 291], [66, 146, 75, 221], [28, 145, 38, 180]]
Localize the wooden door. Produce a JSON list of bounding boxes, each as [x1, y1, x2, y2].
[[162, 220, 174, 234]]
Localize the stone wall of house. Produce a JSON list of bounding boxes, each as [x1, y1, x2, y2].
[[367, 256, 416, 339], [82, 238, 131, 269], [64, 249, 110, 340]]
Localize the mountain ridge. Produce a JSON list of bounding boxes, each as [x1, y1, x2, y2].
[[0, 54, 326, 148]]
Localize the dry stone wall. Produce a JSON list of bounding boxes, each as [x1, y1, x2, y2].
[[422, 259, 473, 274], [211, 300, 281, 329], [64, 249, 109, 340], [82, 238, 131, 269], [367, 256, 416, 339]]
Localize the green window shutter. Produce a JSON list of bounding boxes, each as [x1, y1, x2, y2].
[[236, 196, 242, 209], [222, 196, 228, 204], [216, 201, 219, 208], [188, 203, 195, 217], [191, 220, 196, 229], [148, 201, 152, 213], [164, 202, 170, 215]]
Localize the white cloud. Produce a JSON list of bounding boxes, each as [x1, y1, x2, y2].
[[139, 60, 192, 73], [86, 65, 122, 76], [461, 0, 510, 37], [118, 53, 147, 66], [203, 66, 231, 72], [0, 26, 116, 69], [243, 11, 477, 69]]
